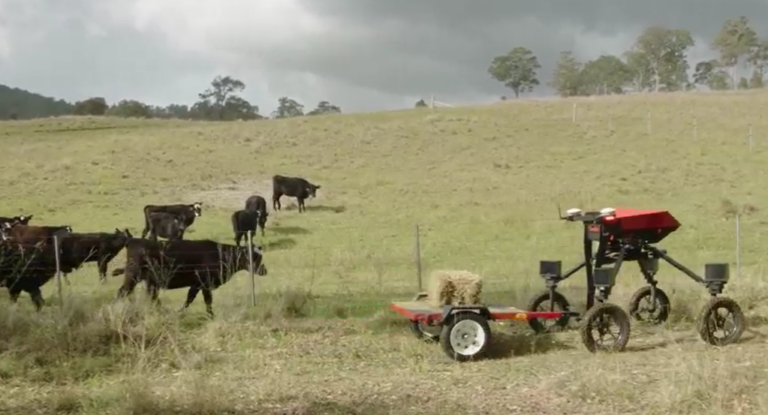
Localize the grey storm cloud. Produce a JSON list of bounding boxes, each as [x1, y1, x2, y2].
[[1, 0, 767, 113]]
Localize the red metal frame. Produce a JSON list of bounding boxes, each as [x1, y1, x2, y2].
[[390, 302, 567, 324]]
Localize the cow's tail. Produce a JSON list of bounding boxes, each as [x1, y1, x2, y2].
[[111, 267, 126, 277]]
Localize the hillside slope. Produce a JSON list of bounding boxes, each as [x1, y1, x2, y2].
[[0, 83, 73, 119], [1, 92, 767, 414]]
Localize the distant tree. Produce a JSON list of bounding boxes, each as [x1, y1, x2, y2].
[[748, 38, 768, 87], [581, 55, 632, 95], [738, 77, 750, 89], [414, 99, 428, 108], [0, 84, 74, 120], [194, 75, 260, 121], [488, 46, 541, 97], [73, 97, 109, 116], [106, 99, 152, 118], [692, 60, 731, 90], [629, 26, 694, 92], [307, 100, 341, 116], [550, 51, 583, 97], [711, 16, 758, 88], [624, 50, 653, 92], [271, 97, 304, 118]]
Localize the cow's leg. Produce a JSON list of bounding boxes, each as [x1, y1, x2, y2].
[[202, 288, 214, 318], [297, 197, 305, 213], [8, 287, 21, 303], [98, 253, 117, 281], [28, 287, 44, 311], [140, 218, 150, 239], [148, 284, 161, 307], [234, 231, 243, 247], [273, 193, 282, 211], [115, 279, 138, 300], [179, 287, 200, 312]]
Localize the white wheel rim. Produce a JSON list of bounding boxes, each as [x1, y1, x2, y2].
[[449, 319, 486, 356]]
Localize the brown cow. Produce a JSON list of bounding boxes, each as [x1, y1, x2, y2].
[[1, 224, 72, 245]]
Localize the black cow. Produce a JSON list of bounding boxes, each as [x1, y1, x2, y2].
[[146, 212, 186, 241], [58, 229, 133, 281], [0, 215, 33, 228], [231, 210, 261, 247], [111, 239, 267, 317], [140, 203, 202, 239], [244, 195, 268, 235], [272, 175, 321, 213], [0, 241, 58, 310]]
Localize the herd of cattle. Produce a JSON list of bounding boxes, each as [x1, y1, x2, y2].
[[0, 175, 321, 316]]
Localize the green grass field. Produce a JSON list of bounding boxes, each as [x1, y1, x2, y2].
[[2, 91, 768, 414]]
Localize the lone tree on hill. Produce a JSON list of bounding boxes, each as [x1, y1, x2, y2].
[[193, 75, 260, 121], [272, 97, 305, 118], [73, 97, 109, 116], [307, 100, 341, 116], [488, 46, 541, 98]]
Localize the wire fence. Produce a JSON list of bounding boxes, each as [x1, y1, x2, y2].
[[1, 214, 764, 316]]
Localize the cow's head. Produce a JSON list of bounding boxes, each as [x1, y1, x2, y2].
[[13, 215, 32, 225], [306, 184, 321, 199], [233, 244, 267, 275], [191, 202, 203, 217], [114, 228, 133, 243]]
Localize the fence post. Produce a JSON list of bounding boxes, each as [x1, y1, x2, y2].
[[247, 230, 256, 306], [646, 110, 651, 135], [735, 214, 741, 279], [414, 224, 423, 291], [53, 235, 63, 308], [693, 117, 697, 140]]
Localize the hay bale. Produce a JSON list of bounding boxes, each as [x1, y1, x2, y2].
[[426, 270, 483, 308]]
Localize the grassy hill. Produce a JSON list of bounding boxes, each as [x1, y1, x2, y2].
[[0, 84, 74, 120], [1, 92, 767, 414]]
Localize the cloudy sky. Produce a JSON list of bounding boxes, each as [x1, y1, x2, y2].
[[0, 0, 766, 114]]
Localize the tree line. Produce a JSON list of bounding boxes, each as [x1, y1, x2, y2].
[[1, 75, 342, 121], [489, 16, 767, 97]]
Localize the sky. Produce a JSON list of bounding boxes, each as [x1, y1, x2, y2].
[[0, 0, 767, 114]]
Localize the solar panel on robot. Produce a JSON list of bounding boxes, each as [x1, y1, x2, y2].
[[526, 206, 745, 347]]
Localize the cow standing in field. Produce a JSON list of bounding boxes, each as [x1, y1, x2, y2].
[[244, 195, 268, 236], [57, 229, 133, 281], [0, 215, 33, 228], [140, 203, 201, 239], [146, 212, 186, 241], [1, 224, 72, 245], [111, 239, 267, 317], [272, 175, 321, 213], [0, 241, 58, 310], [231, 209, 261, 247]]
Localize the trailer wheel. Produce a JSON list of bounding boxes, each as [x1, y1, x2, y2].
[[527, 290, 572, 334], [628, 286, 670, 325], [580, 303, 631, 353], [410, 321, 440, 343], [439, 312, 492, 362], [697, 296, 745, 346]]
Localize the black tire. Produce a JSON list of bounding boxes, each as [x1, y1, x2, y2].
[[410, 320, 440, 343], [439, 312, 492, 362], [697, 296, 745, 346], [579, 303, 631, 353], [627, 286, 671, 325], [527, 290, 572, 334]]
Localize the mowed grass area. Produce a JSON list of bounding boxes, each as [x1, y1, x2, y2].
[[2, 91, 768, 414]]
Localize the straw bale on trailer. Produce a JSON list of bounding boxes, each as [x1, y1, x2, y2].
[[426, 270, 483, 308]]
